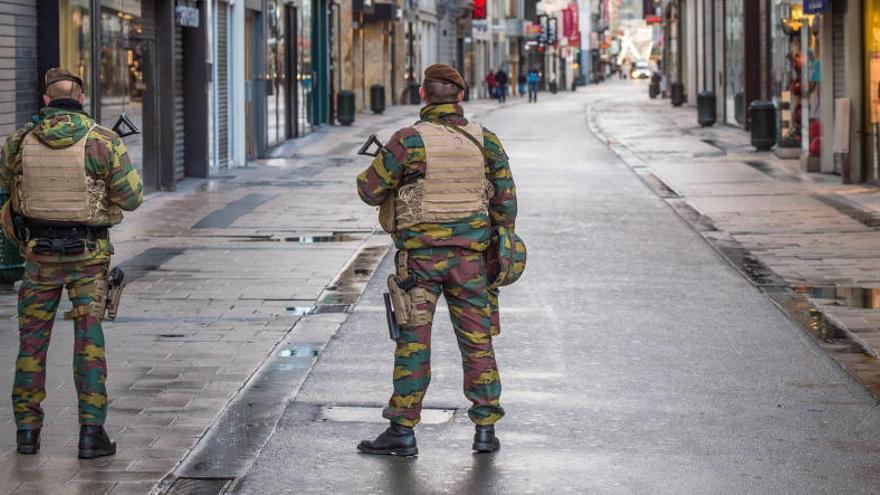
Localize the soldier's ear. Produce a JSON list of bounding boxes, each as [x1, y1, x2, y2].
[[456, 90, 465, 102], [42, 95, 51, 107]]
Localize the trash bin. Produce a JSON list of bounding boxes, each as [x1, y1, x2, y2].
[[370, 84, 386, 114], [549, 82, 558, 94], [670, 82, 685, 107], [750, 100, 777, 151], [408, 82, 421, 105], [697, 91, 717, 127], [0, 192, 23, 284], [337, 91, 355, 126]]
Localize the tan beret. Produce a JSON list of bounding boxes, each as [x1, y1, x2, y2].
[[45, 67, 84, 89], [424, 64, 466, 90]]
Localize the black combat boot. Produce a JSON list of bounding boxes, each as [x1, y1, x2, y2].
[[16, 429, 40, 455], [357, 422, 418, 456], [78, 425, 116, 459], [472, 425, 500, 453]]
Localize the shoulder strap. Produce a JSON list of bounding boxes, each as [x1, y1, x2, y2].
[[434, 119, 504, 164]]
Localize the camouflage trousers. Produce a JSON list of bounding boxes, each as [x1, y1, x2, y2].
[[384, 247, 504, 428], [12, 260, 109, 429]]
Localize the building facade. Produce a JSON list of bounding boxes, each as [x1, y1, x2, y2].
[[659, 0, 876, 184]]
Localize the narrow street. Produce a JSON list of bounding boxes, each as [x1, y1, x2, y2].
[[217, 82, 880, 493]]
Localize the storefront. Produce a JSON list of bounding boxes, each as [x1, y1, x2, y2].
[[47, 0, 211, 190], [770, 1, 802, 152], [865, 0, 880, 183]]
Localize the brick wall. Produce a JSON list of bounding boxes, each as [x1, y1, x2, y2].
[[0, 0, 38, 139]]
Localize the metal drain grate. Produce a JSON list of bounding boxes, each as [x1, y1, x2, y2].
[[166, 477, 234, 495], [311, 304, 351, 314]]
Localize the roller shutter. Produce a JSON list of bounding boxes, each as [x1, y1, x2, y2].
[[174, 25, 186, 181], [217, 1, 229, 168], [832, 7, 845, 99], [0, 0, 38, 137]]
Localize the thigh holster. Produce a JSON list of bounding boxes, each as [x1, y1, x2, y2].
[[388, 250, 438, 328]]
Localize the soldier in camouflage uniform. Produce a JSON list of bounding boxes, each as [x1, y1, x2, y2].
[[0, 68, 143, 458], [356, 64, 516, 456]]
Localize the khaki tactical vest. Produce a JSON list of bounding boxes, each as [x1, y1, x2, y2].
[[393, 121, 492, 229], [15, 125, 121, 226]]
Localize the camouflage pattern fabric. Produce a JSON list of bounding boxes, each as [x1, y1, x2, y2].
[[0, 106, 144, 264], [356, 103, 517, 252], [384, 248, 504, 427], [13, 259, 110, 428]]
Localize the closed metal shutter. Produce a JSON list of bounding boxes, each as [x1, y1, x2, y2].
[[217, 1, 229, 168], [832, 7, 845, 99], [174, 25, 186, 181], [0, 0, 38, 138]]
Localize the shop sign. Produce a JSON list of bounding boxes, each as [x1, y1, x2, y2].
[[548, 17, 558, 46], [524, 21, 542, 39], [538, 15, 548, 45], [175, 4, 199, 28], [473, 0, 486, 20], [803, 0, 829, 14]]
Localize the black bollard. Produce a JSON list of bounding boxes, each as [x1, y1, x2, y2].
[[337, 91, 355, 126], [697, 92, 717, 127], [370, 85, 386, 114], [750, 100, 777, 151], [671, 82, 685, 107]]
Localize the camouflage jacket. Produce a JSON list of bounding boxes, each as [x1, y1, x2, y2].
[[0, 105, 144, 263], [357, 103, 517, 251]]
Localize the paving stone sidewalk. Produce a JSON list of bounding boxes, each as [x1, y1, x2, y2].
[[0, 99, 506, 494], [588, 80, 880, 378]]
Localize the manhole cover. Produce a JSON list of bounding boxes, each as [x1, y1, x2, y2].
[[166, 477, 234, 495], [319, 406, 454, 424]]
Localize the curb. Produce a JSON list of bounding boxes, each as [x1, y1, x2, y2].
[[586, 100, 880, 402]]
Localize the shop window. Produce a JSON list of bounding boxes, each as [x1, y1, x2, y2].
[[866, 0, 880, 182], [59, 0, 92, 114]]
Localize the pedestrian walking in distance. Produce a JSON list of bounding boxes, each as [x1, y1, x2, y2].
[[494, 68, 509, 103], [484, 70, 497, 100], [527, 69, 540, 103], [356, 63, 520, 456], [517, 73, 527, 97], [0, 68, 144, 458]]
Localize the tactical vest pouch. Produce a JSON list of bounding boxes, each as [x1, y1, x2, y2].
[[32, 238, 86, 256], [378, 196, 396, 233], [64, 270, 109, 321]]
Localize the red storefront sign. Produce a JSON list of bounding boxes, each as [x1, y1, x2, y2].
[[473, 0, 486, 20]]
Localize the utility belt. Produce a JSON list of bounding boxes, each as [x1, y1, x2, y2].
[[18, 220, 109, 256]]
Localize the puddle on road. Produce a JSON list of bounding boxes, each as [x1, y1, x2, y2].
[[744, 160, 802, 182], [316, 245, 388, 307], [238, 232, 362, 243], [279, 344, 320, 358], [795, 286, 880, 310], [286, 306, 315, 316], [318, 406, 454, 424]]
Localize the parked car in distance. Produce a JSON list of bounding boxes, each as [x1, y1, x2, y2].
[[631, 60, 652, 79]]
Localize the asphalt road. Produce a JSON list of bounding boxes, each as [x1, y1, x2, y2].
[[231, 85, 880, 494]]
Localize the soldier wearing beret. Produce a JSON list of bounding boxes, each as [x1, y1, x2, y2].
[[0, 68, 143, 458], [356, 64, 518, 455]]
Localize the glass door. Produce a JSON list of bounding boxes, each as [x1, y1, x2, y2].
[[59, 0, 92, 114], [99, 0, 146, 175], [266, 0, 287, 147], [724, 0, 745, 126]]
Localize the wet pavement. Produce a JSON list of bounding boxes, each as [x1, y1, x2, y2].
[[225, 86, 880, 493]]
